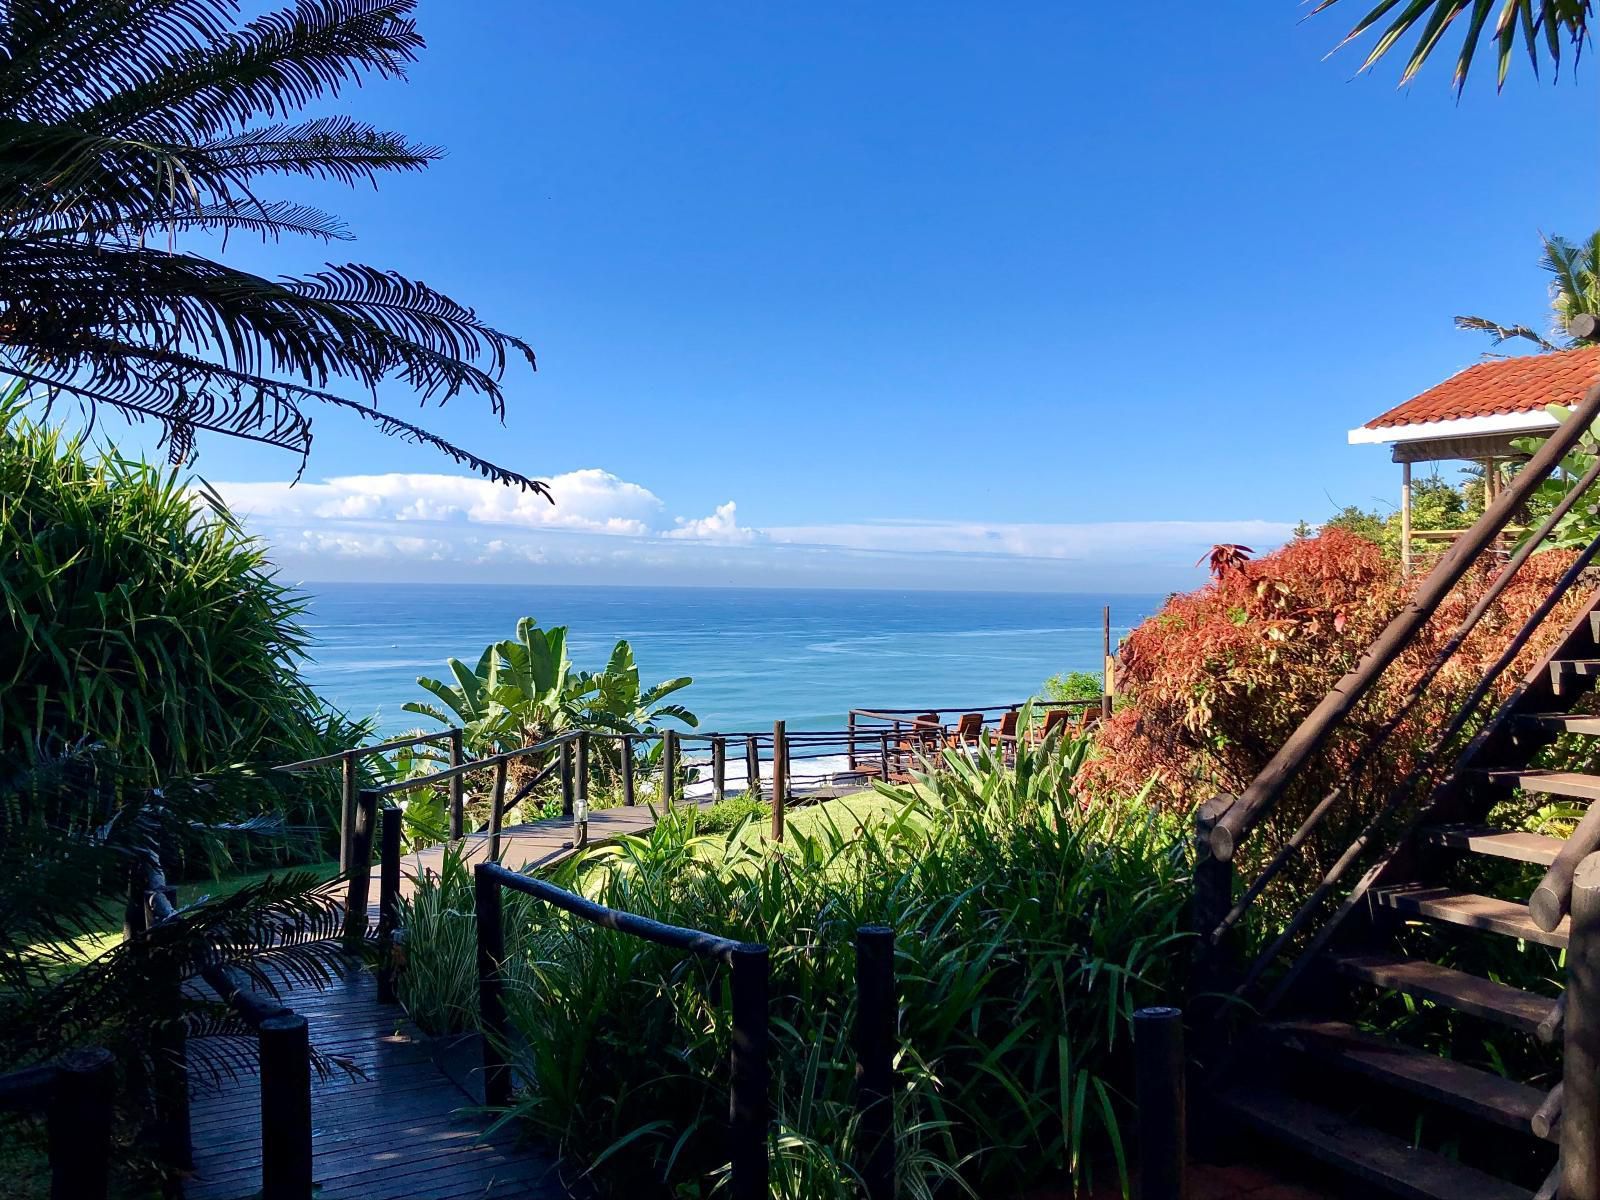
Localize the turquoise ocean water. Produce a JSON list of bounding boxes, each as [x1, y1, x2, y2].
[[298, 584, 1165, 736]]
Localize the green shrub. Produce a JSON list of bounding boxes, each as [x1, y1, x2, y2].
[[0, 399, 356, 855], [1041, 669, 1103, 704], [400, 734, 1189, 1198]]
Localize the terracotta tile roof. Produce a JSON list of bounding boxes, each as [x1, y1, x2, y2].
[[1365, 345, 1600, 429]]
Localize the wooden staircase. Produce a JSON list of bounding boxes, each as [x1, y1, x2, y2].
[[1196, 380, 1600, 1200]]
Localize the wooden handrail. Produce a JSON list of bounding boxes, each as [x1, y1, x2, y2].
[[275, 729, 457, 773], [1210, 378, 1600, 862]]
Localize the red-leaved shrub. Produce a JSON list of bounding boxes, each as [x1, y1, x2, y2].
[[1084, 528, 1589, 820]]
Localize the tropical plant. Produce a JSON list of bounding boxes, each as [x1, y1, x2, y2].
[[405, 618, 696, 755], [1319, 472, 1476, 556], [1510, 404, 1600, 548], [1086, 528, 1586, 820], [0, 0, 545, 489], [1455, 230, 1600, 351], [1313, 0, 1591, 92], [0, 745, 352, 1190], [399, 731, 1188, 1199], [0, 396, 356, 845], [1040, 669, 1103, 704]]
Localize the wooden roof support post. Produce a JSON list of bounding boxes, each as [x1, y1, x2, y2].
[[1400, 460, 1413, 579]]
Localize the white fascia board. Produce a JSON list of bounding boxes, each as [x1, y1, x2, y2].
[[1347, 409, 1561, 445]]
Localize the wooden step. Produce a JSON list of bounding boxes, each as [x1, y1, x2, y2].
[[1421, 825, 1563, 866], [1550, 659, 1600, 694], [1517, 712, 1600, 736], [1267, 1020, 1550, 1138], [1375, 886, 1570, 949], [1481, 768, 1600, 802], [1216, 1082, 1533, 1200], [1332, 954, 1555, 1036]]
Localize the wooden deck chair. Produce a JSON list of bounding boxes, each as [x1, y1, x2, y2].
[[1031, 708, 1072, 744], [1073, 705, 1103, 735], [947, 712, 984, 750]]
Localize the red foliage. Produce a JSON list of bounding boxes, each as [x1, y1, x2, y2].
[[1085, 528, 1587, 813]]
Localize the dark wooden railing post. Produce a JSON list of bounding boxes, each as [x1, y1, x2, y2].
[[342, 788, 378, 950], [575, 732, 591, 850], [770, 722, 786, 842], [729, 944, 771, 1200], [1134, 1006, 1186, 1200], [377, 805, 401, 1004], [662, 730, 678, 807], [847, 711, 858, 770], [448, 728, 465, 842], [560, 739, 575, 818], [622, 735, 637, 805], [488, 758, 507, 864], [746, 736, 761, 800], [879, 731, 892, 781], [855, 926, 896, 1200], [339, 751, 358, 871], [50, 1047, 115, 1200], [260, 1013, 313, 1200], [473, 865, 512, 1108], [1102, 605, 1114, 722], [1191, 796, 1238, 1030], [150, 926, 193, 1170], [1563, 852, 1600, 1200], [712, 735, 727, 803]]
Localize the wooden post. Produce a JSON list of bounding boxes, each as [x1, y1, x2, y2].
[[343, 788, 378, 950], [1563, 851, 1600, 1200], [1400, 459, 1413, 579], [576, 732, 589, 811], [560, 739, 575, 818], [151, 937, 192, 1169], [377, 805, 401, 1004], [448, 728, 465, 842], [712, 735, 727, 803], [622, 735, 636, 805], [879, 731, 892, 781], [1134, 1006, 1186, 1200], [1191, 795, 1237, 1040], [746, 736, 761, 800], [259, 1013, 313, 1200], [488, 758, 507, 864], [339, 752, 358, 871], [49, 1048, 115, 1200], [473, 865, 512, 1108], [847, 711, 857, 771], [855, 926, 896, 1200], [729, 944, 771, 1200], [662, 730, 678, 807], [574, 732, 590, 850], [1102, 605, 1114, 721], [771, 722, 786, 842]]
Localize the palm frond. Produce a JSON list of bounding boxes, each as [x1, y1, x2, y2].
[[1453, 313, 1561, 350]]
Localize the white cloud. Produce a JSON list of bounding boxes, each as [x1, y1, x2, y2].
[[205, 470, 1295, 589], [664, 501, 758, 544]]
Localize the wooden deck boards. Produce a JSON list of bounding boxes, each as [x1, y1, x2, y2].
[[185, 966, 566, 1200]]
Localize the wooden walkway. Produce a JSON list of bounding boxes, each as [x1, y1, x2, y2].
[[185, 801, 738, 1200], [185, 967, 565, 1200]]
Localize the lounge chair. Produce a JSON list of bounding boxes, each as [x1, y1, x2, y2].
[[947, 712, 984, 750], [1030, 708, 1073, 744]]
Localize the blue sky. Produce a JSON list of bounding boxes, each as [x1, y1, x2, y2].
[[106, 3, 1599, 590]]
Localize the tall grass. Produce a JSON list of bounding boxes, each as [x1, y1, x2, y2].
[[400, 735, 1189, 1197]]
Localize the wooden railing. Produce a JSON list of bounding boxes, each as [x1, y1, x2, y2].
[[1196, 379, 1600, 1192], [0, 1048, 114, 1200], [467, 862, 899, 1200], [126, 849, 320, 1200]]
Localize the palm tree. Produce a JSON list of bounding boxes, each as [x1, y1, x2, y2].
[[1312, 1, 1590, 92], [0, 0, 549, 494], [1455, 230, 1600, 352]]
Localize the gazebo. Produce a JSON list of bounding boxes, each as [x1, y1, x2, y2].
[[1348, 344, 1600, 573]]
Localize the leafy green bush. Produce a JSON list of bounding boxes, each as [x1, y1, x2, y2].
[[399, 734, 1188, 1198], [1041, 669, 1103, 703], [0, 399, 357, 854]]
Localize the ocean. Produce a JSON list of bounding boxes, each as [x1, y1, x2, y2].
[[297, 584, 1165, 736]]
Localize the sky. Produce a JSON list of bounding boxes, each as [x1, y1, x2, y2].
[[88, 3, 1600, 591]]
